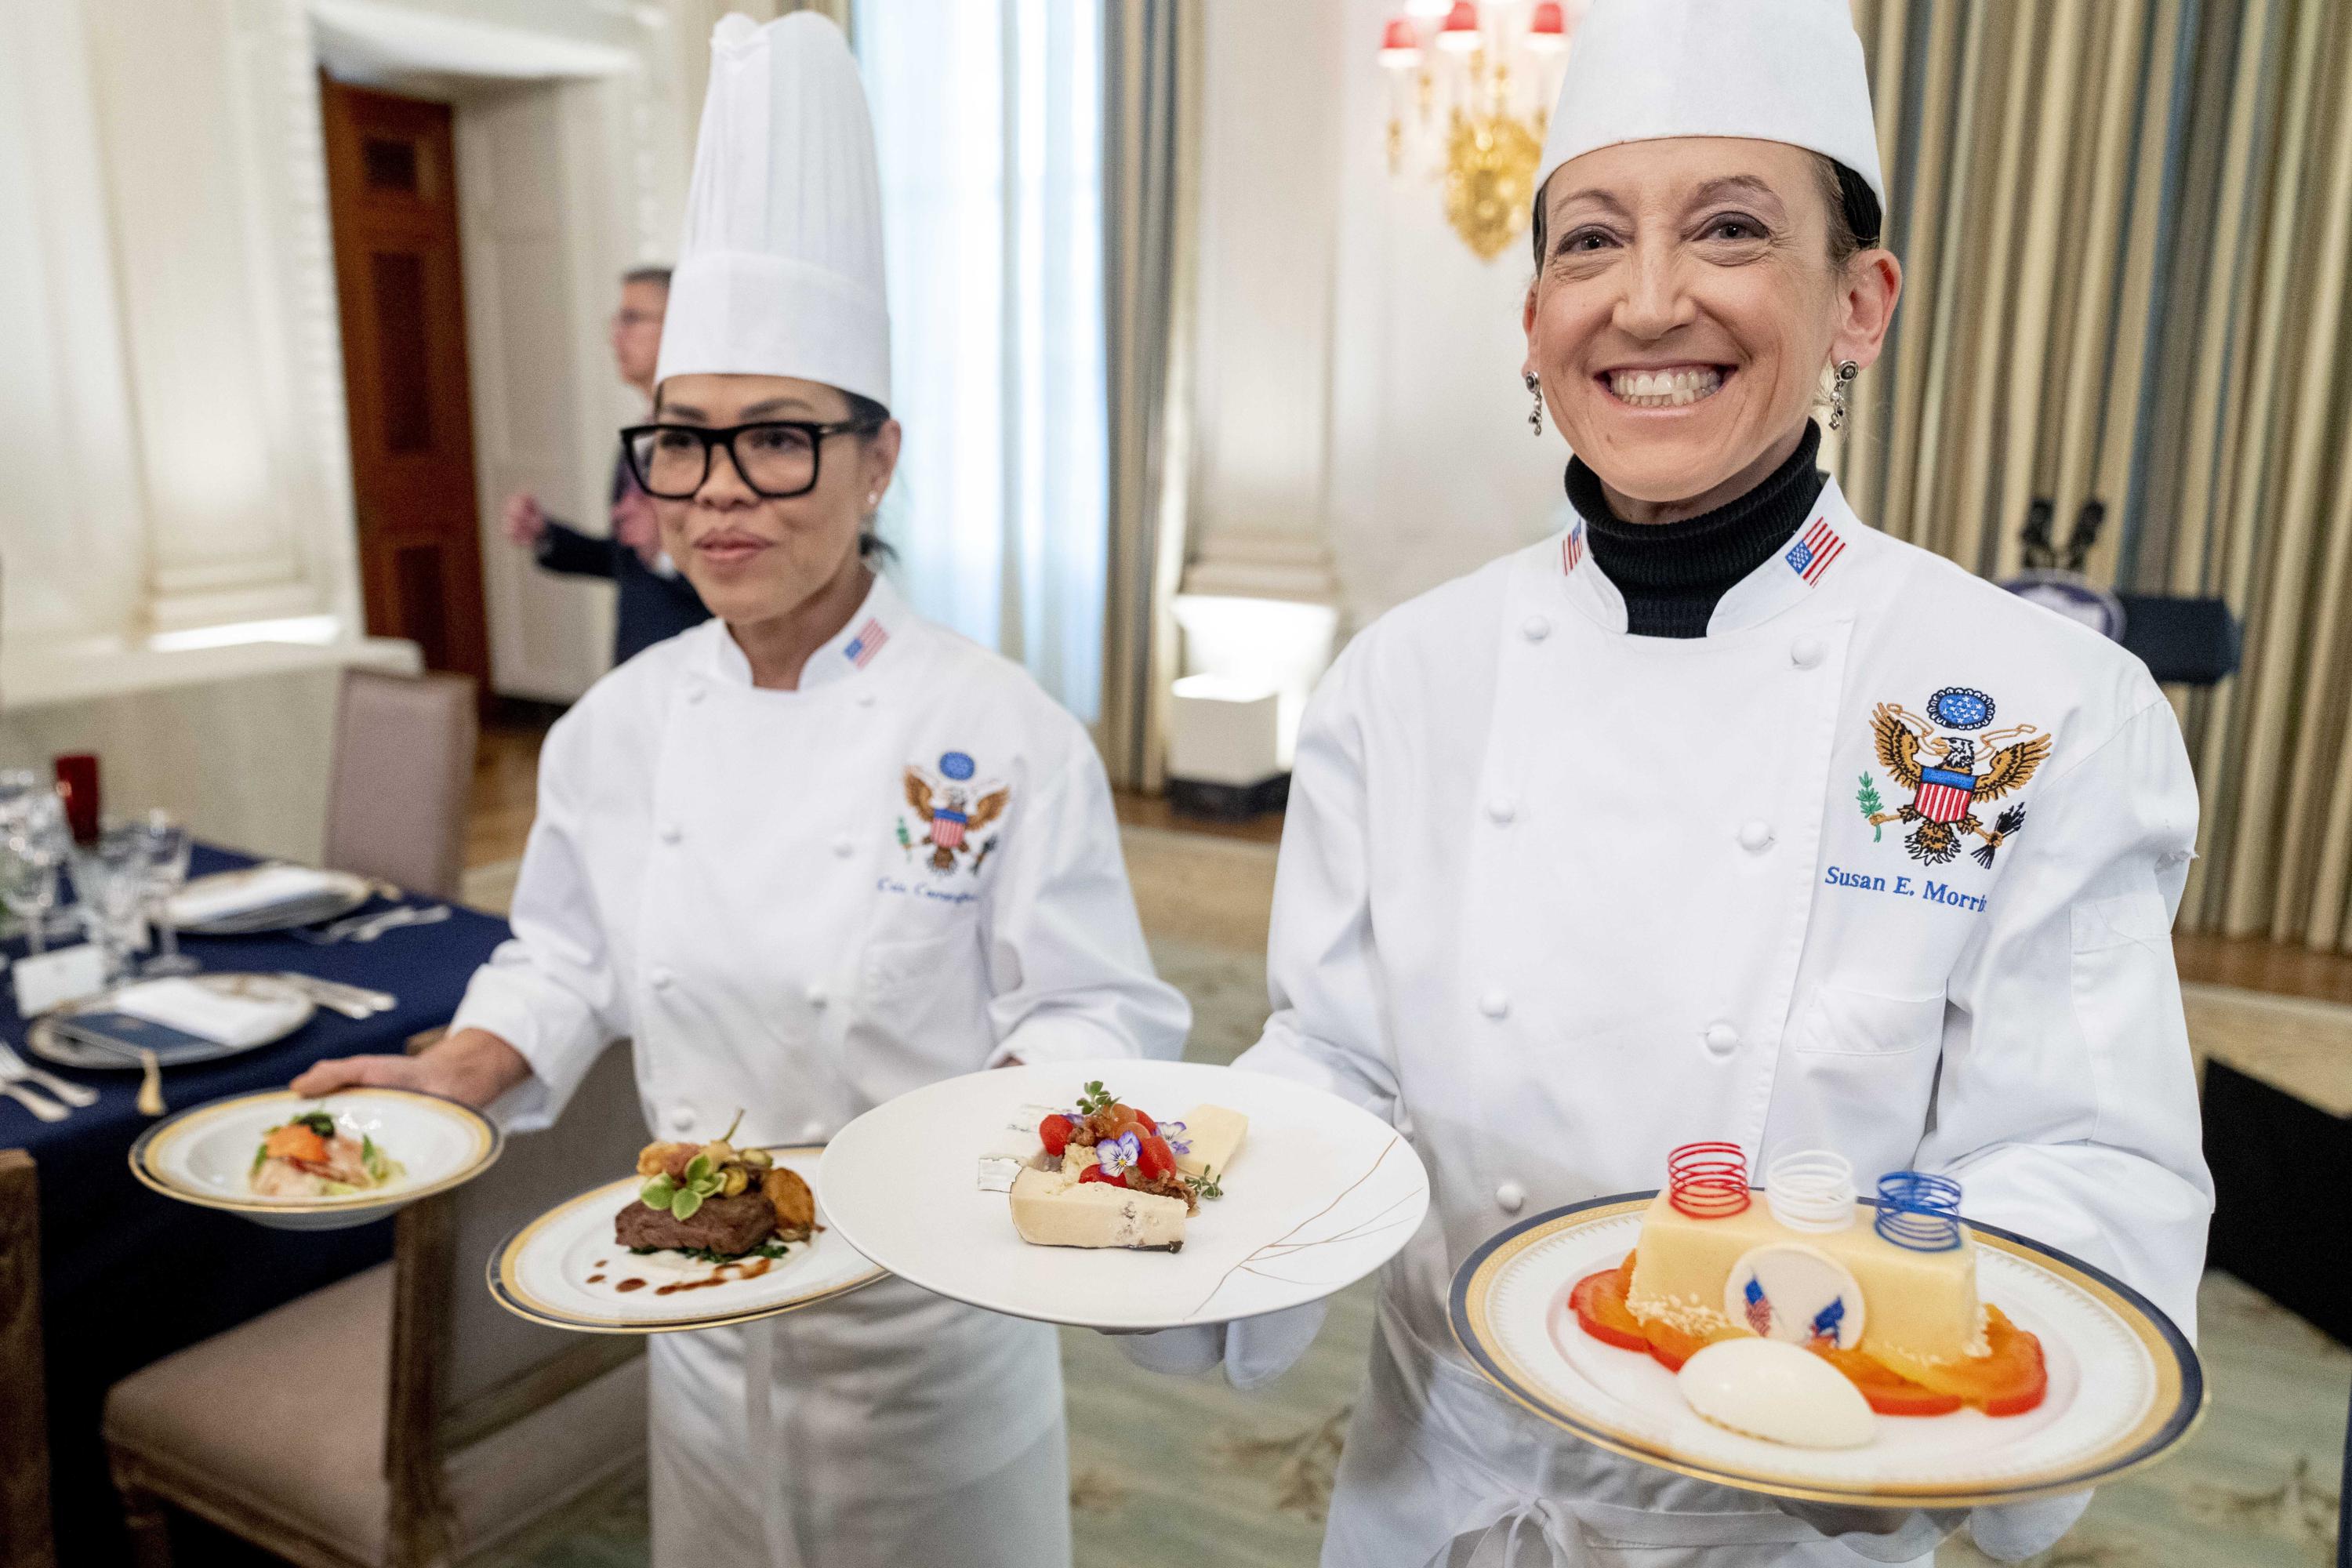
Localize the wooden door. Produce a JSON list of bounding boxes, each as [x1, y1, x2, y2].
[[320, 76, 490, 685]]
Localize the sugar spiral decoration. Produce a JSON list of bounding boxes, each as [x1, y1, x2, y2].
[[1764, 1149, 1857, 1232], [1874, 1170, 1964, 1251], [1667, 1142, 1751, 1219]]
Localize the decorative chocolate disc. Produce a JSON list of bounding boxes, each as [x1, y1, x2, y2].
[[1724, 1243, 1867, 1351]]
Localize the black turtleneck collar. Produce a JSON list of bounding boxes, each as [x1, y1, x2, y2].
[[1565, 421, 1828, 638]]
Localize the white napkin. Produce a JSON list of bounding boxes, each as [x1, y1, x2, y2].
[[107, 978, 310, 1047], [168, 866, 342, 925]]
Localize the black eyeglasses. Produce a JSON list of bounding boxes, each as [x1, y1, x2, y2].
[[620, 419, 883, 501]]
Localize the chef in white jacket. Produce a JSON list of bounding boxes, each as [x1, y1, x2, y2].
[[296, 15, 1186, 1568], [1127, 2, 2210, 1564]]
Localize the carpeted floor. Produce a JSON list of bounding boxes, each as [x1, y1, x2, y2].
[[463, 829, 2347, 1568]]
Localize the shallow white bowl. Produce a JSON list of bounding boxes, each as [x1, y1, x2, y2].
[[130, 1087, 501, 1231]]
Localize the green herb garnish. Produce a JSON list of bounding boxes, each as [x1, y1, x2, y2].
[[1075, 1080, 1116, 1117], [641, 1150, 724, 1220], [292, 1110, 336, 1138], [1195, 1168, 1224, 1200]]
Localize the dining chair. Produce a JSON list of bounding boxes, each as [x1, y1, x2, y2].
[[102, 1037, 648, 1568], [322, 670, 478, 902], [0, 1149, 56, 1568]]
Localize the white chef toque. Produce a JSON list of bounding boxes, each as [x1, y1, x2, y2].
[[655, 11, 891, 406], [1535, 0, 1885, 209]]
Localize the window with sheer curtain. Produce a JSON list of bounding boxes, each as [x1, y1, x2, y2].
[[857, 0, 1109, 724]]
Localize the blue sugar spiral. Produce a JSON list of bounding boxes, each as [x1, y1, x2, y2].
[[1875, 1170, 1964, 1252]]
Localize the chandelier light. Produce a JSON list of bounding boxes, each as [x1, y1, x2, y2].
[[1377, 0, 1581, 261]]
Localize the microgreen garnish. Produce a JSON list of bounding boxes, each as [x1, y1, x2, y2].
[[1075, 1080, 1116, 1117], [641, 1150, 724, 1220], [292, 1110, 336, 1138], [1195, 1168, 1224, 1200]]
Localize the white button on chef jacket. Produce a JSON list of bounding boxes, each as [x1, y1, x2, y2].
[[1231, 478, 2212, 1537]]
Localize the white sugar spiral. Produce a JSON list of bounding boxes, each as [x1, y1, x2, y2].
[[1765, 1150, 1857, 1232]]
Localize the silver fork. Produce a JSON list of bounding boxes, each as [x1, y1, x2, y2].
[[0, 1040, 98, 1108], [0, 1067, 67, 1122]]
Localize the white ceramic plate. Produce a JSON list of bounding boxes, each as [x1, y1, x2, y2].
[[489, 1146, 885, 1334], [818, 1060, 1429, 1330], [173, 866, 372, 935], [27, 973, 315, 1069], [1450, 1195, 2205, 1508], [129, 1087, 500, 1231]]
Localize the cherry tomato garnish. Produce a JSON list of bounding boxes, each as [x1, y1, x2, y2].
[[1039, 1114, 1075, 1157], [1078, 1164, 1129, 1189], [1136, 1133, 1177, 1181]]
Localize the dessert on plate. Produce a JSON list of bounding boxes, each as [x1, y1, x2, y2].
[[619, 1115, 817, 1261], [250, 1108, 405, 1198], [997, 1080, 1246, 1252], [1569, 1145, 2047, 1436]]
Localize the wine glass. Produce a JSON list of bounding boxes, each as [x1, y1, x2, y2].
[[0, 830, 60, 956], [70, 822, 151, 984], [136, 811, 199, 975]]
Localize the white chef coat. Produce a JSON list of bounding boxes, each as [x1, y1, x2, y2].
[[1237, 481, 2210, 1566], [452, 572, 1189, 1568]]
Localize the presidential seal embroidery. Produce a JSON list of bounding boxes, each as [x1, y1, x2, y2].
[[900, 751, 1008, 875], [1857, 687, 2049, 869]]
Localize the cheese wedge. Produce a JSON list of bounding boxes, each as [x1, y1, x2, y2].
[[1174, 1104, 1247, 1181], [1008, 1164, 1185, 1250]]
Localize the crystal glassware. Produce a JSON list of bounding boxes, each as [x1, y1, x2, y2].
[[69, 822, 151, 983], [136, 810, 199, 975], [0, 830, 60, 956]]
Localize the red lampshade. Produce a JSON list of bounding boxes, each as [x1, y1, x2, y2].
[[1530, 2, 1566, 34], [1381, 16, 1420, 53], [1439, 1, 1479, 42]]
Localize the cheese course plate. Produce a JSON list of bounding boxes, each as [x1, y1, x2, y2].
[[489, 1145, 886, 1334], [1450, 1194, 2206, 1508], [818, 1060, 1430, 1330]]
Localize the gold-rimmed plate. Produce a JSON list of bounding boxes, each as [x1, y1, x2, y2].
[[130, 1087, 500, 1231], [488, 1145, 886, 1335], [1449, 1194, 2205, 1508]]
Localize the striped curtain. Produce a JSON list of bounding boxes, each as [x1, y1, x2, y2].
[[1834, 0, 2352, 949]]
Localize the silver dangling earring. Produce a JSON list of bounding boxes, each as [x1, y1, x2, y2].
[[1828, 359, 1860, 431], [1526, 372, 1544, 437]]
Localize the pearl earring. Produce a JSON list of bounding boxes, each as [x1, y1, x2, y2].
[[1828, 360, 1860, 431], [1526, 372, 1544, 437]]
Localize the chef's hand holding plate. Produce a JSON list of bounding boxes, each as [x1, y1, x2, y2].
[[292, 1026, 532, 1109], [1112, 1299, 1329, 1389]]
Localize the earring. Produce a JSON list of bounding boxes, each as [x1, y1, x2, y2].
[[1828, 360, 1860, 431], [1526, 372, 1544, 437]]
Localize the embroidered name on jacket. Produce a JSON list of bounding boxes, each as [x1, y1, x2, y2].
[[898, 750, 1008, 876], [1853, 686, 2049, 869]]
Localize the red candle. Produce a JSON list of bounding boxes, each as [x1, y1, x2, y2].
[[53, 753, 100, 845]]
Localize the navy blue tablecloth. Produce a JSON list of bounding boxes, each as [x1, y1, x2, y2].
[[5, 844, 509, 1567]]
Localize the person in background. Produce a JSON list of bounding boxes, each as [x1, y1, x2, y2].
[[501, 265, 711, 666]]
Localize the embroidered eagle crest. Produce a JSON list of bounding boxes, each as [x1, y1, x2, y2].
[[901, 751, 1009, 875], [1862, 687, 2050, 868]]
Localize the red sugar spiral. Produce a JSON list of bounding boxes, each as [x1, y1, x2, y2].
[[1668, 1142, 1752, 1219]]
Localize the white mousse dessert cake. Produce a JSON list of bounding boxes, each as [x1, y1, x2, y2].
[[1003, 1081, 1247, 1252]]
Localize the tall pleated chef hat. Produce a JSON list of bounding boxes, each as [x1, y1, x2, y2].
[[655, 11, 891, 405], [1535, 0, 1886, 209]]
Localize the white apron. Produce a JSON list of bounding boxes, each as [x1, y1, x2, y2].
[[1236, 484, 2209, 1565], [453, 574, 1189, 1568]]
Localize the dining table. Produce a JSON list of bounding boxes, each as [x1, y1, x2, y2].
[[2, 844, 511, 1568]]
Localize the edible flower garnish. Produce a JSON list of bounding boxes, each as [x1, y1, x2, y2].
[[1156, 1119, 1190, 1156], [1095, 1131, 1142, 1179]]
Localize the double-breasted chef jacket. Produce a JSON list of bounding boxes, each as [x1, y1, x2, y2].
[[1236, 480, 2211, 1566], [452, 572, 1189, 1568]]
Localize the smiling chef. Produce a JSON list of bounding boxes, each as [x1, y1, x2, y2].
[[1123, 1, 2212, 1563], [296, 13, 1186, 1567]]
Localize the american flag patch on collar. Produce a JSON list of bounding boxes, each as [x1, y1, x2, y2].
[[844, 618, 889, 668], [1785, 516, 1845, 585], [1561, 522, 1585, 575]]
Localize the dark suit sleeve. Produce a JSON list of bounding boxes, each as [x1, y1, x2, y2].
[[534, 517, 619, 581]]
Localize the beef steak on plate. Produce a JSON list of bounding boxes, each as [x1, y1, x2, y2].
[[615, 1190, 777, 1255]]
